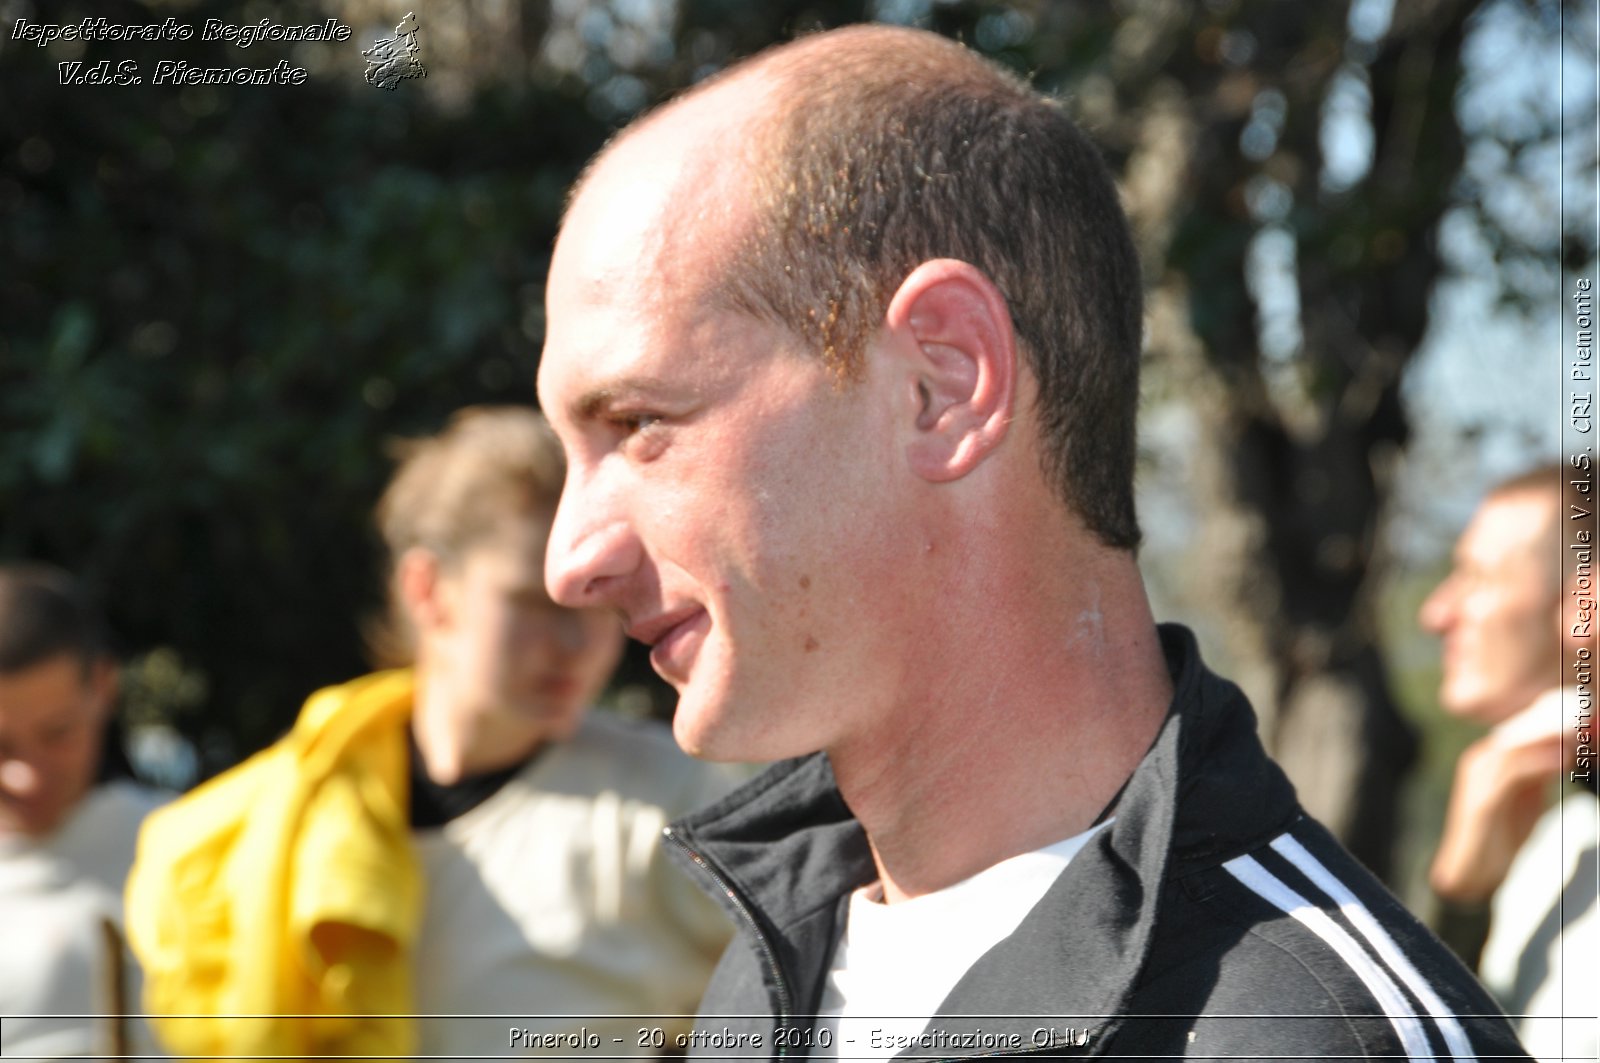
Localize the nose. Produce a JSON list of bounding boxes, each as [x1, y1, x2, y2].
[[544, 474, 643, 610], [1418, 574, 1456, 635], [0, 757, 43, 798]]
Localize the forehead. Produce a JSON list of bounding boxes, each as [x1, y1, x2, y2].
[[537, 84, 773, 416], [0, 655, 92, 729], [1457, 490, 1556, 570], [539, 173, 679, 409], [459, 512, 552, 575]]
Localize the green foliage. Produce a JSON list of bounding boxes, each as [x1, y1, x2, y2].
[[1, 0, 606, 769]]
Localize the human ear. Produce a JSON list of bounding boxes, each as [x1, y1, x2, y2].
[[882, 258, 1018, 483], [397, 547, 450, 633]]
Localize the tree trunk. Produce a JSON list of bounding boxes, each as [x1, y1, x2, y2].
[[1121, 0, 1474, 880]]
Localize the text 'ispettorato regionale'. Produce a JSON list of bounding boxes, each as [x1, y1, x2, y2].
[[10, 17, 353, 86]]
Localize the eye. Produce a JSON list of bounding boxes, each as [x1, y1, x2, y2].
[[606, 411, 672, 462], [614, 412, 662, 436]]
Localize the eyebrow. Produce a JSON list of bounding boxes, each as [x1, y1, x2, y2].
[[572, 386, 621, 421], [569, 377, 683, 422]]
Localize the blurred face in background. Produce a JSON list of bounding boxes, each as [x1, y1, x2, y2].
[[1419, 487, 1562, 725], [0, 653, 115, 838], [416, 510, 624, 743]]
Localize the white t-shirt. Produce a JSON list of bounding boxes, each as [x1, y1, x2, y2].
[[815, 822, 1109, 1061], [0, 780, 167, 1062], [1479, 791, 1598, 1063], [409, 712, 739, 1057]]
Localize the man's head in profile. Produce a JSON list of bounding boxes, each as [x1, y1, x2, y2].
[[537, 25, 1157, 777], [1420, 465, 1571, 727], [0, 565, 119, 839], [1422, 464, 1589, 905]]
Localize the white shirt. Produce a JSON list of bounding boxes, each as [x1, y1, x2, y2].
[[409, 712, 738, 1057], [815, 822, 1109, 1061], [0, 780, 167, 1062], [1479, 791, 1599, 1063]]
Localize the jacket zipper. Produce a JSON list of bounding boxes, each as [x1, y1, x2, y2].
[[663, 826, 795, 1056], [663, 825, 1115, 1062]]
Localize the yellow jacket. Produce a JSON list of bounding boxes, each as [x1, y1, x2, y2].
[[125, 671, 422, 1060]]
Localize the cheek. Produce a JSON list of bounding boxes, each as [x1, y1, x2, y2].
[[725, 416, 872, 569], [68, 736, 100, 779], [1460, 588, 1517, 633], [1461, 591, 1554, 676], [43, 734, 100, 792], [503, 615, 554, 669], [466, 604, 530, 682], [1479, 591, 1547, 639]]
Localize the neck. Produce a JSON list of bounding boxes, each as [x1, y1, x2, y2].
[[410, 664, 546, 784], [829, 525, 1173, 903]]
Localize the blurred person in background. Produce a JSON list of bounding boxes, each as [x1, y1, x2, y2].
[[0, 563, 167, 1060], [127, 407, 735, 1060], [1422, 463, 1598, 1061]]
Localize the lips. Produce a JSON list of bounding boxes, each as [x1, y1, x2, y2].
[[629, 607, 709, 684]]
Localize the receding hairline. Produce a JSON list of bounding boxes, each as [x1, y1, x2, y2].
[[1485, 464, 1567, 540], [554, 62, 776, 315], [1477, 464, 1566, 592], [1487, 463, 1565, 503], [560, 24, 1048, 344], [569, 24, 1033, 223]]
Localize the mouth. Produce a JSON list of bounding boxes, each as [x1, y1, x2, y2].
[[628, 607, 710, 685]]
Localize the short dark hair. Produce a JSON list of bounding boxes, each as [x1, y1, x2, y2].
[[711, 26, 1145, 548], [0, 563, 110, 675]]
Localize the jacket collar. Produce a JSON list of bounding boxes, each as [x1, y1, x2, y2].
[[668, 623, 1300, 1036]]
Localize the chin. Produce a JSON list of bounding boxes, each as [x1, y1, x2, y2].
[[670, 701, 718, 760], [670, 690, 754, 762], [1439, 684, 1507, 726], [673, 692, 820, 765]]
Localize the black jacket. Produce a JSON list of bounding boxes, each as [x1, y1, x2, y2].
[[665, 625, 1530, 1060]]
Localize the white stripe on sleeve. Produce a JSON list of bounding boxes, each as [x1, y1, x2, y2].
[[1223, 853, 1433, 1063], [1270, 833, 1475, 1063]]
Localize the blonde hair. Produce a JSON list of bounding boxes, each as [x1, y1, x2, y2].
[[367, 406, 565, 666]]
